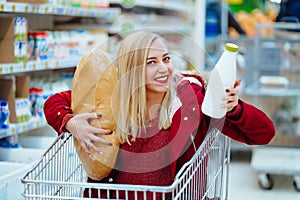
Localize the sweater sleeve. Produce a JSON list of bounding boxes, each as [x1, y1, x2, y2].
[[222, 99, 276, 145], [43, 90, 73, 134]]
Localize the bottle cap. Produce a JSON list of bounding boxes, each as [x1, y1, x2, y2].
[[225, 43, 239, 52]]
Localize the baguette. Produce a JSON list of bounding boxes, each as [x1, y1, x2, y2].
[[71, 48, 120, 180]]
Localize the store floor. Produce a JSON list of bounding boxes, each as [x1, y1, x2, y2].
[[228, 158, 300, 200]]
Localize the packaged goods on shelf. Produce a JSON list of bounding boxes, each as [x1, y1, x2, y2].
[[51, 0, 109, 8], [0, 76, 30, 123], [6, 0, 49, 4], [0, 17, 28, 63], [29, 87, 49, 118], [15, 98, 31, 123], [0, 99, 9, 129], [0, 134, 19, 148]]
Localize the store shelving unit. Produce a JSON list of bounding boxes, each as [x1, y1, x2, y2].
[[0, 0, 197, 142], [0, 57, 81, 75], [246, 22, 300, 191], [0, 116, 47, 139], [0, 1, 120, 17], [0, 1, 121, 141]]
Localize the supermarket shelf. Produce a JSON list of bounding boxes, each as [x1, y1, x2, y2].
[[0, 2, 121, 18], [0, 116, 47, 140], [0, 57, 81, 75], [110, 0, 193, 15], [244, 82, 300, 97]]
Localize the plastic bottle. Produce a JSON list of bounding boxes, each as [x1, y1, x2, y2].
[[201, 43, 239, 119]]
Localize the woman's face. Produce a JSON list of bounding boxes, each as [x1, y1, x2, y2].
[[145, 38, 174, 94]]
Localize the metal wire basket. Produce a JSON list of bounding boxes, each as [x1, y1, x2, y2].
[[22, 127, 230, 200]]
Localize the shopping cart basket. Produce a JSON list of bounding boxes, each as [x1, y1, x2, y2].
[[21, 127, 230, 200]]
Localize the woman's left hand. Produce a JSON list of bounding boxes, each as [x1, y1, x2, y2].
[[224, 79, 241, 112]]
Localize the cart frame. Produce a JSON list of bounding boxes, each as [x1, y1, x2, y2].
[[22, 128, 230, 200]]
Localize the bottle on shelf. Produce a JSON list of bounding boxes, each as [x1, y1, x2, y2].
[[201, 43, 239, 119]]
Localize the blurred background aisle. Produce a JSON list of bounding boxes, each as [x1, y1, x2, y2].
[[229, 151, 300, 200]]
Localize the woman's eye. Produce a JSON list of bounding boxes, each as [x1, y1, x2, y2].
[[164, 56, 171, 62], [147, 60, 155, 65]]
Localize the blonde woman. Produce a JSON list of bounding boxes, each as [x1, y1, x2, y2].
[[44, 31, 275, 199]]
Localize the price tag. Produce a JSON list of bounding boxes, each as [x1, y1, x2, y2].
[[121, 0, 136, 8], [44, 6, 49, 14], [78, 9, 85, 16], [121, 22, 135, 37], [227, 0, 243, 5], [27, 121, 34, 130], [25, 5, 29, 12], [22, 124, 26, 132], [27, 61, 34, 71], [11, 4, 16, 12], [45, 61, 49, 69], [69, 8, 75, 15], [0, 4, 4, 12], [90, 10, 96, 17], [56, 7, 64, 15], [23, 62, 26, 71], [11, 127, 16, 135], [9, 65, 14, 73]]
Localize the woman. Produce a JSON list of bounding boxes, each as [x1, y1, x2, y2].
[[44, 31, 275, 199]]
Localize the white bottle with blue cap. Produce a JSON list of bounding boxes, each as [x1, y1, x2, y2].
[[202, 43, 239, 118]]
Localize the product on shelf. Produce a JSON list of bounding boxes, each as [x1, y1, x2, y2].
[[6, 0, 49, 4], [29, 87, 47, 117], [0, 99, 9, 129], [0, 17, 28, 63], [0, 76, 30, 123], [0, 135, 19, 148]]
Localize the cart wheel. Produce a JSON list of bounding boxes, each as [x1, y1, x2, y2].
[[258, 173, 273, 190], [293, 176, 300, 192]]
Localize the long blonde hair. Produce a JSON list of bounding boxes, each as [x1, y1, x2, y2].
[[113, 31, 173, 144]]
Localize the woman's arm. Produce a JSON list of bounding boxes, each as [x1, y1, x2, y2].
[[223, 100, 276, 145], [44, 90, 73, 134], [44, 90, 112, 154]]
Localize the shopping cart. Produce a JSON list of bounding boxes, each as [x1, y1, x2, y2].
[[21, 128, 230, 200]]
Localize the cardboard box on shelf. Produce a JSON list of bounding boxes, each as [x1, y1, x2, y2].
[[0, 75, 29, 123], [0, 17, 15, 63], [0, 17, 28, 63], [6, 0, 49, 4]]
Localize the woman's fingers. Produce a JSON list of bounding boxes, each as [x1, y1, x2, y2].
[[66, 112, 114, 155], [224, 87, 239, 111], [234, 79, 241, 88]]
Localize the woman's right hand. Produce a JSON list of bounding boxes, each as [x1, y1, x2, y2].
[[65, 113, 112, 155]]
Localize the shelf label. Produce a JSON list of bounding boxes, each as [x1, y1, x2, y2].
[[11, 4, 16, 12], [227, 0, 243, 5], [90, 10, 96, 17], [69, 8, 75, 15], [56, 7, 64, 15], [44, 6, 49, 13], [23, 62, 26, 71], [121, 0, 136, 8], [9, 65, 14, 73], [121, 22, 135, 37], [11, 127, 16, 135], [22, 124, 26, 132]]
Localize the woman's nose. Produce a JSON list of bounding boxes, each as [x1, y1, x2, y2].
[[157, 62, 168, 71]]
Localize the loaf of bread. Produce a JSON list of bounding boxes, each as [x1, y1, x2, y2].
[[71, 48, 120, 180]]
